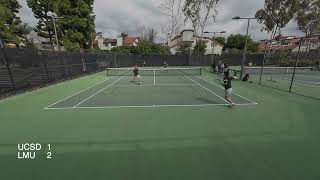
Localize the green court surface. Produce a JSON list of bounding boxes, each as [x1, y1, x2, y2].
[[0, 68, 320, 180], [229, 66, 320, 100], [249, 72, 320, 100]]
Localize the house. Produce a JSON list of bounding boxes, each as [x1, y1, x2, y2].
[[258, 35, 320, 53], [95, 35, 139, 51], [167, 29, 224, 55], [292, 35, 320, 52], [96, 36, 117, 51], [25, 31, 57, 50]]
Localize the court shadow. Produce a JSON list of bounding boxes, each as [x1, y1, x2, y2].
[[194, 97, 221, 104], [129, 80, 139, 85]]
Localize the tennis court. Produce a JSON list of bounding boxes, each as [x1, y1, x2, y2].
[[1, 66, 320, 180], [229, 66, 320, 99], [45, 67, 256, 110]]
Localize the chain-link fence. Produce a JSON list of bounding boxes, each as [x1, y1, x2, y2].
[[238, 47, 320, 100], [0, 47, 268, 96], [0, 48, 113, 95]]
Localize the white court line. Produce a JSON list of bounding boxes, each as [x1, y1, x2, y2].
[[111, 84, 197, 87], [44, 77, 114, 109], [278, 77, 320, 86], [73, 76, 127, 108], [196, 76, 258, 105], [44, 103, 257, 110], [260, 74, 320, 87], [295, 74, 320, 80], [184, 75, 230, 104]]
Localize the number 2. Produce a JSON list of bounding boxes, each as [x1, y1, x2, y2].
[[47, 152, 52, 159]]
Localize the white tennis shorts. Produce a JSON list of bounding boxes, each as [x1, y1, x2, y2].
[[135, 74, 141, 79], [225, 88, 232, 97]]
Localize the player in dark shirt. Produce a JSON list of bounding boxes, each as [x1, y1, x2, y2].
[[242, 74, 249, 82], [132, 65, 141, 85], [223, 71, 234, 105]]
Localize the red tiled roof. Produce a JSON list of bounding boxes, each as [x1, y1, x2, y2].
[[258, 43, 299, 51], [258, 35, 320, 52], [123, 37, 139, 45]]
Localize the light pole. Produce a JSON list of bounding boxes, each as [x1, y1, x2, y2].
[[232, 16, 262, 79], [51, 16, 60, 51], [204, 31, 226, 65], [51, 16, 91, 51]]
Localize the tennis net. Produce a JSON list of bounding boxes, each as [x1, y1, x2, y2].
[[106, 67, 202, 76], [245, 66, 318, 75], [228, 66, 319, 77]]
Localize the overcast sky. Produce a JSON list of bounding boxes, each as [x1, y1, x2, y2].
[[18, 0, 303, 42]]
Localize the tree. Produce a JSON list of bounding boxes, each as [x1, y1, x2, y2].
[[192, 41, 207, 55], [177, 42, 192, 55], [158, 45, 171, 55], [135, 40, 165, 55], [295, 0, 320, 52], [96, 32, 103, 37], [110, 41, 170, 55], [159, 0, 184, 39], [27, 0, 56, 45], [255, 0, 299, 35], [111, 45, 134, 54], [183, 0, 219, 36], [226, 34, 246, 50], [55, 0, 95, 50], [120, 32, 128, 38], [183, 0, 219, 58], [247, 41, 259, 53], [0, 0, 31, 45], [255, 0, 300, 60], [147, 28, 157, 43], [135, 25, 159, 43], [214, 36, 225, 45], [226, 34, 258, 53], [296, 0, 320, 36]]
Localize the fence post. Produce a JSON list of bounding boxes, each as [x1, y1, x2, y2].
[[80, 48, 86, 74], [259, 42, 268, 85], [114, 53, 117, 67], [316, 49, 320, 67], [1, 48, 15, 89], [289, 38, 302, 93], [41, 50, 50, 83]]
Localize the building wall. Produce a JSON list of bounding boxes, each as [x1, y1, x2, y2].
[[182, 31, 194, 41], [292, 42, 320, 52], [206, 44, 223, 55], [116, 37, 122, 47], [170, 39, 223, 55]]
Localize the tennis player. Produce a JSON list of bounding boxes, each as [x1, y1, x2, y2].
[[242, 74, 250, 82], [223, 71, 235, 105], [164, 61, 168, 68], [132, 65, 141, 85]]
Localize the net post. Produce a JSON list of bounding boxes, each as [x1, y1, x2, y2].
[[289, 38, 302, 93], [200, 67, 202, 75]]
